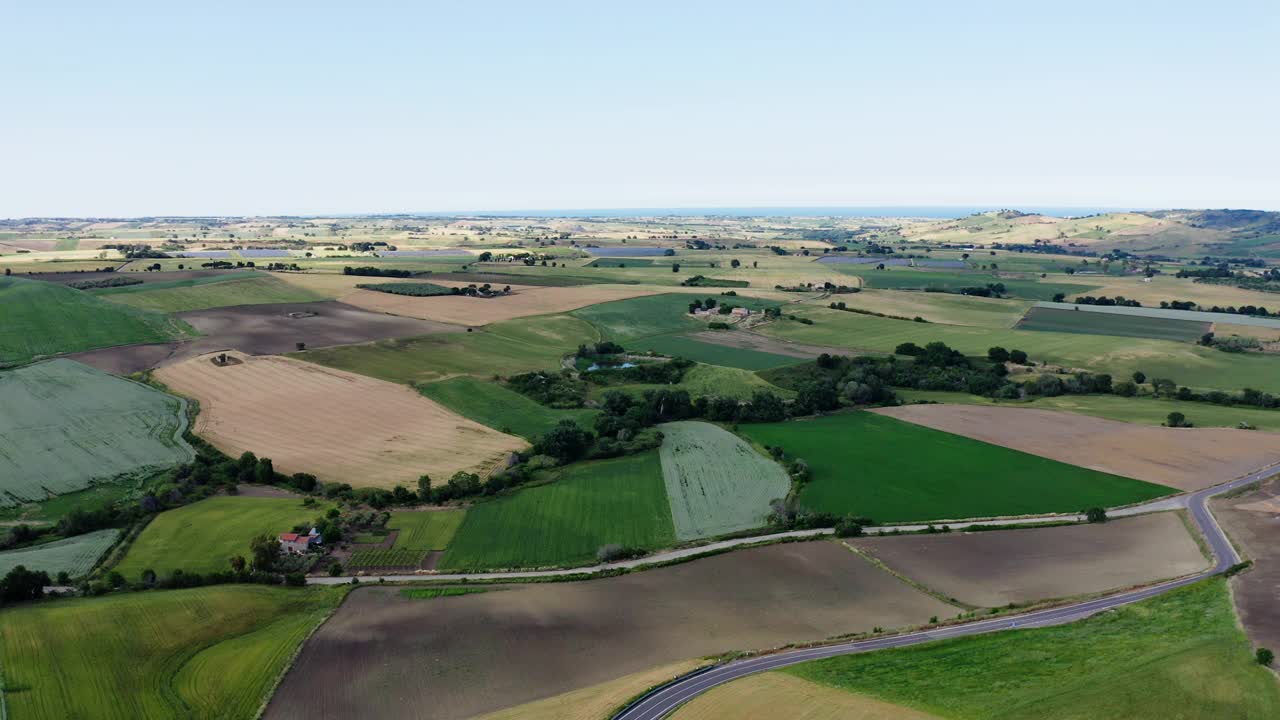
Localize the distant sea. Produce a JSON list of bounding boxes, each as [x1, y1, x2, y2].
[[411, 206, 1133, 219]]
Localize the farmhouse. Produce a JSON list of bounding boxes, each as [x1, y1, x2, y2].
[[730, 306, 751, 317], [279, 529, 320, 554]]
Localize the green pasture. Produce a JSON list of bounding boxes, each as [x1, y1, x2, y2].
[[571, 293, 780, 344], [0, 276, 194, 365], [113, 495, 331, 580], [834, 267, 1096, 300], [589, 363, 795, 402], [417, 376, 598, 440], [299, 313, 598, 385], [98, 275, 325, 312], [635, 333, 801, 370], [0, 359, 194, 507], [784, 580, 1279, 719], [0, 584, 346, 720], [0, 528, 119, 579], [1016, 306, 1209, 342], [738, 411, 1173, 522], [440, 451, 675, 569]]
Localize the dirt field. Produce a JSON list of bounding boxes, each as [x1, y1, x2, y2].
[[155, 351, 524, 487], [1214, 479, 1280, 652], [338, 284, 667, 325], [873, 404, 1280, 491], [671, 672, 939, 720], [63, 301, 460, 374], [264, 541, 955, 720], [850, 513, 1208, 607], [686, 329, 883, 359]]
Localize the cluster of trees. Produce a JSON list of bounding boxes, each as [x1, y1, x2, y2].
[[776, 281, 859, 294], [586, 358, 693, 387], [1069, 295, 1143, 307], [575, 341, 625, 357], [1175, 264, 1233, 279], [342, 266, 412, 278], [829, 301, 926, 323], [944, 283, 1007, 298], [101, 243, 169, 259], [66, 276, 143, 290], [1, 566, 52, 605], [506, 370, 587, 408], [1199, 332, 1262, 353]]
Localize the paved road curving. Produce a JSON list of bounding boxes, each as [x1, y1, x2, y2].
[[611, 465, 1276, 720]]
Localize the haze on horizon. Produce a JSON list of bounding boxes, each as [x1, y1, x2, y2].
[[2, 0, 1277, 218]]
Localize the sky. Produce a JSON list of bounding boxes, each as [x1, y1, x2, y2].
[[2, 1, 1277, 217]]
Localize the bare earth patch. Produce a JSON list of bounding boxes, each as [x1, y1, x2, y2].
[[873, 404, 1280, 491], [155, 351, 524, 488], [672, 672, 940, 720], [264, 541, 954, 720], [338, 284, 667, 325], [1213, 479, 1280, 652], [850, 513, 1208, 607]]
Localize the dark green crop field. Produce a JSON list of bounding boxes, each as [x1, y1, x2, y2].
[[738, 411, 1172, 522], [1015, 306, 1210, 342]]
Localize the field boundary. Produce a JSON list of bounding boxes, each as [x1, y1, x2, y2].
[[253, 586, 353, 720], [1033, 300, 1280, 328]]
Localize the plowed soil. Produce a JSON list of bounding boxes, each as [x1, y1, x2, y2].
[[1213, 479, 1280, 652], [873, 404, 1280, 491], [155, 351, 524, 487]]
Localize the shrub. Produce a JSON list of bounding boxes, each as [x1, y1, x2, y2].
[[1257, 648, 1274, 667], [596, 544, 643, 563]]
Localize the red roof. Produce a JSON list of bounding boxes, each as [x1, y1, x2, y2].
[[280, 533, 302, 542]]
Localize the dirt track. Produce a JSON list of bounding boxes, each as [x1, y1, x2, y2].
[[264, 541, 954, 720], [874, 404, 1280, 491], [850, 513, 1208, 607], [155, 351, 524, 487]]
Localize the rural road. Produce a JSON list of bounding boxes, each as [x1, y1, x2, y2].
[[310, 466, 1271, 586], [610, 465, 1274, 720]]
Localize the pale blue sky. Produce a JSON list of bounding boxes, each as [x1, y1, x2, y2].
[[2, 1, 1277, 216]]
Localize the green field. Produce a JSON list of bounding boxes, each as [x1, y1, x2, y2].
[[91, 270, 260, 295], [0, 276, 194, 365], [299, 313, 598, 384], [895, 389, 1280, 432], [0, 528, 119, 578], [1015, 306, 1210, 342], [0, 359, 195, 507], [658, 421, 790, 540], [417, 376, 598, 439], [98, 275, 325, 312], [113, 495, 331, 580], [354, 281, 455, 296], [440, 451, 675, 569], [0, 584, 346, 720], [738, 412, 1173, 522], [589, 363, 795, 402], [834, 267, 1097, 300], [585, 258, 656, 268], [572, 293, 782, 344], [636, 333, 802, 370], [760, 305, 1280, 394], [348, 510, 466, 569], [782, 580, 1279, 719]]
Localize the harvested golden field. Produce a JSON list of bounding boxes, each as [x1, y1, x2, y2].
[[340, 284, 667, 325], [155, 351, 524, 487], [265, 541, 955, 720], [850, 513, 1208, 607], [873, 404, 1280, 491], [672, 672, 939, 720], [473, 660, 705, 720]]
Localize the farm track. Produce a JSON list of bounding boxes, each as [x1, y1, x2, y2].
[[609, 464, 1274, 720]]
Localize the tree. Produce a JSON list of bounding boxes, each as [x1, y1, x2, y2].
[[1113, 380, 1138, 397], [1166, 411, 1188, 428], [255, 457, 275, 484], [477, 251, 493, 262], [834, 518, 864, 537], [1257, 648, 1275, 667], [987, 346, 1010, 363], [1008, 349, 1028, 364], [249, 533, 279, 572], [671, 263, 680, 273], [1085, 507, 1107, 523], [1153, 378, 1177, 397], [229, 555, 247, 574], [237, 451, 258, 483], [533, 420, 593, 463], [730, 258, 741, 269], [290, 472, 317, 492], [141, 568, 157, 587], [0, 565, 50, 603], [328, 561, 344, 577], [107, 571, 125, 589], [1052, 292, 1065, 302], [1132, 371, 1147, 385]]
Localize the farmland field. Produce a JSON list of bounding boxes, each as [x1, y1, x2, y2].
[[572, 293, 781, 343], [0, 276, 193, 365], [738, 412, 1172, 522], [440, 451, 675, 569], [875, 404, 1280, 491], [0, 584, 346, 720], [816, 288, 1032, 328], [417, 376, 599, 439], [850, 513, 1207, 606], [830, 267, 1096, 300], [772, 580, 1279, 719], [672, 673, 936, 720], [1212, 478, 1280, 653], [354, 281, 455, 296], [0, 528, 119, 578], [637, 333, 802, 370], [473, 660, 707, 720], [339, 283, 661, 326], [1014, 305, 1210, 342], [348, 510, 465, 569], [760, 305, 1280, 394], [0, 359, 194, 507], [589, 363, 795, 402], [113, 495, 332, 579], [156, 352, 525, 487], [300, 313, 598, 384], [266, 542, 955, 720], [658, 421, 790, 540], [97, 274, 325, 312]]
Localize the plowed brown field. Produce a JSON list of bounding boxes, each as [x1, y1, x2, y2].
[[155, 351, 524, 487], [1214, 479, 1280, 652], [873, 404, 1280, 491]]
